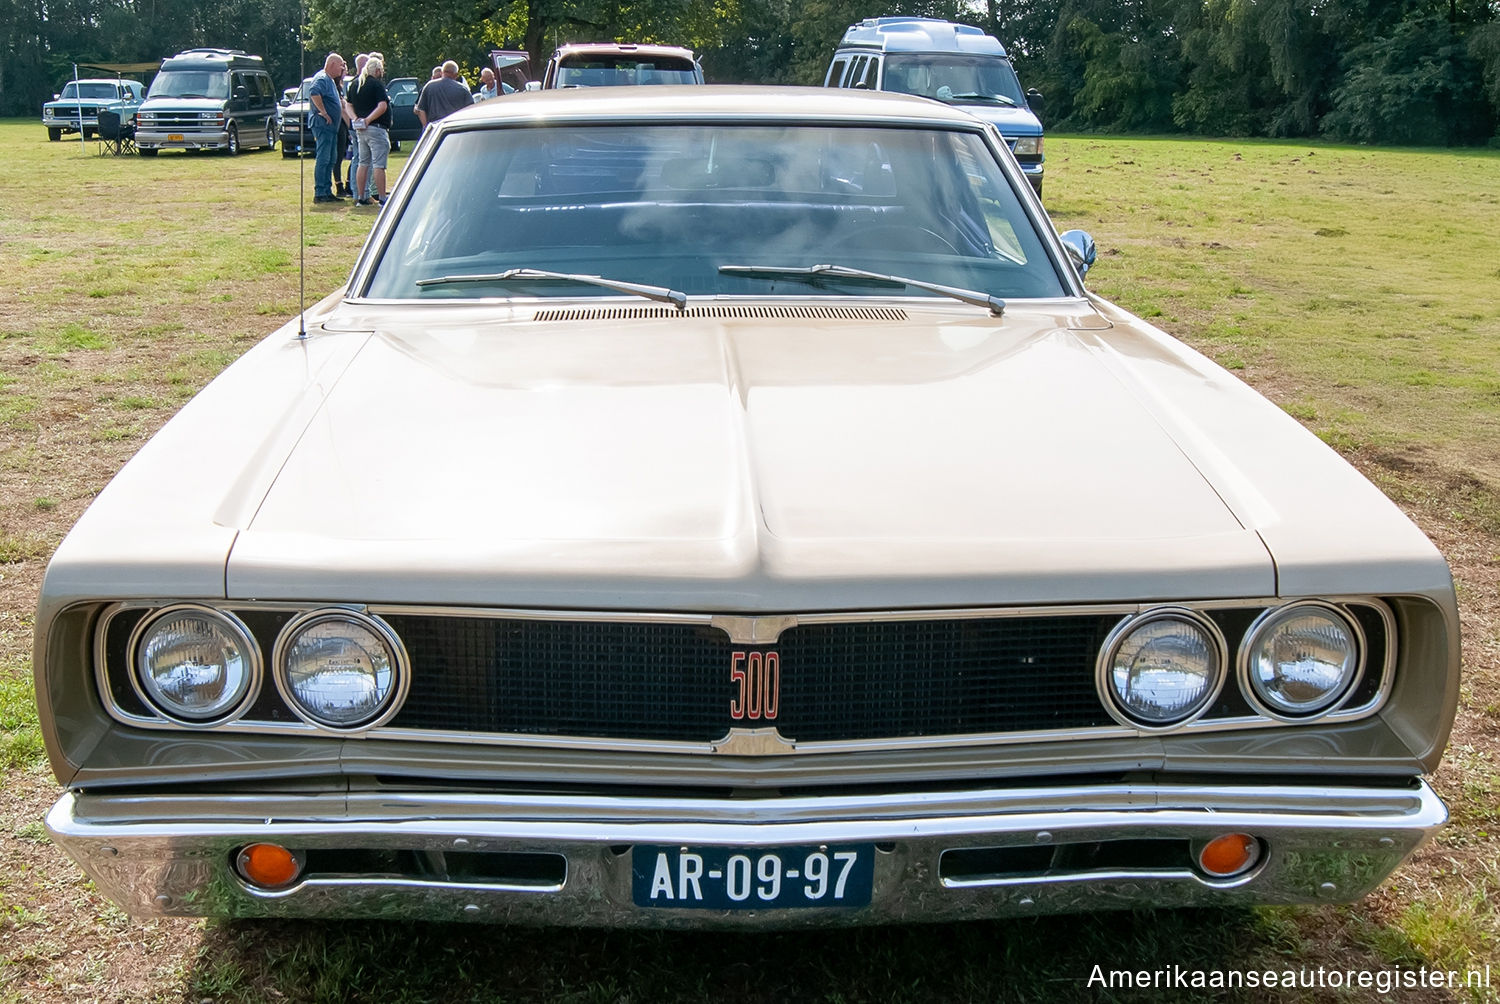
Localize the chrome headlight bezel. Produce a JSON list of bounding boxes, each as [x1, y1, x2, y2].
[[1238, 601, 1365, 721], [272, 608, 409, 733], [128, 604, 262, 728], [1096, 607, 1228, 732]]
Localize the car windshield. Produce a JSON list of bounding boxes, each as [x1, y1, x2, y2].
[[556, 57, 698, 87], [882, 54, 1026, 107], [363, 123, 1065, 302], [60, 82, 123, 100], [147, 70, 229, 100]]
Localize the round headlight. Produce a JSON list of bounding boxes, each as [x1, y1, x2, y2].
[[133, 605, 259, 726], [1242, 603, 1361, 719], [1100, 610, 1225, 729], [274, 610, 406, 731]]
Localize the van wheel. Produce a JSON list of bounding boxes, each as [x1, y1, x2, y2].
[[225, 124, 239, 155], [265, 121, 277, 148], [48, 128, 62, 141]]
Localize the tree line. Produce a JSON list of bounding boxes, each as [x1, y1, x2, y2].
[[5, 0, 1497, 144]]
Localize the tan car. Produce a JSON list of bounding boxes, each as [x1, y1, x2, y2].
[[36, 87, 1459, 927]]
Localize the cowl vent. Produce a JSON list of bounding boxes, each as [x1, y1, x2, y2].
[[531, 305, 908, 323]]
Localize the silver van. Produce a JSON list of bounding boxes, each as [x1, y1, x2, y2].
[[825, 18, 1045, 194], [136, 48, 278, 156]]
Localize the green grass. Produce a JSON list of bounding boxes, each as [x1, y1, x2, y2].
[[0, 657, 44, 771], [1047, 137, 1500, 527]]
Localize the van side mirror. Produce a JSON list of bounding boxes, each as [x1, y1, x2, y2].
[[1026, 88, 1045, 116], [234, 85, 249, 100]]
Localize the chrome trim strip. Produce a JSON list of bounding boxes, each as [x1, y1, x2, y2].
[[91, 596, 1399, 754], [938, 867, 1256, 891]]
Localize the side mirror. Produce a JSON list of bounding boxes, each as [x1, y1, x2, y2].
[[1026, 88, 1046, 116], [53, 93, 60, 100], [1058, 230, 1097, 279], [524, 81, 541, 92], [234, 85, 249, 100]]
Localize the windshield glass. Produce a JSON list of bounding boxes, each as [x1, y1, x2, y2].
[[60, 82, 123, 100], [556, 57, 699, 87], [147, 70, 229, 100], [364, 123, 1063, 301], [882, 54, 1025, 106]]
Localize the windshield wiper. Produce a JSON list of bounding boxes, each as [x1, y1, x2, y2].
[[416, 268, 687, 309], [948, 92, 1017, 107], [719, 263, 1004, 316]]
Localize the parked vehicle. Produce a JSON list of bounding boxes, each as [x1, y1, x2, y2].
[[826, 18, 1046, 194], [38, 87, 1457, 928], [538, 43, 704, 88], [278, 78, 315, 158], [42, 79, 145, 141], [386, 77, 421, 150], [135, 48, 278, 156]]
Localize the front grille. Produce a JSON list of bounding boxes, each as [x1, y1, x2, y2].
[[142, 113, 214, 130], [99, 603, 1392, 748]]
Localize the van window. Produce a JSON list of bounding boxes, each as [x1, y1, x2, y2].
[[881, 54, 1026, 106], [847, 55, 867, 88], [859, 57, 879, 89], [150, 70, 230, 100], [825, 57, 847, 87]]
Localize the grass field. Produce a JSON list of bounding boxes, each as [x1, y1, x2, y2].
[[0, 119, 1497, 1003]]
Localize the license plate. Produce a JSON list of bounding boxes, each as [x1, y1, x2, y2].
[[168, 133, 184, 142], [632, 844, 873, 909]]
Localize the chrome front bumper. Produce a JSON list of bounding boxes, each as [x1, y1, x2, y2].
[[135, 129, 229, 150], [47, 780, 1445, 928]]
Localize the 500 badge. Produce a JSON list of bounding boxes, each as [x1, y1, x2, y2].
[[729, 651, 779, 721]]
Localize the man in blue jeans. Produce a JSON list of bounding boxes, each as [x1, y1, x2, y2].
[[308, 52, 347, 203]]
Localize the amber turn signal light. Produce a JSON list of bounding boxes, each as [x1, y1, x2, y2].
[[235, 842, 304, 889], [1197, 833, 1261, 877]]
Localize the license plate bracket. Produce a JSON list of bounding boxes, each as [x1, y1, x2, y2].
[[632, 843, 874, 909]]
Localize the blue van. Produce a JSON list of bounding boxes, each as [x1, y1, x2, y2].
[[825, 18, 1046, 194]]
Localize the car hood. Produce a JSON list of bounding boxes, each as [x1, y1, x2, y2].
[[950, 104, 1042, 137], [221, 300, 1280, 609]]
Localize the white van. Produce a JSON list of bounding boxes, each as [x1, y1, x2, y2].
[[826, 18, 1046, 194]]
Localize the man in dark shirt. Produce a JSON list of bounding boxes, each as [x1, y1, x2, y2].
[[347, 55, 393, 205], [415, 61, 474, 128]]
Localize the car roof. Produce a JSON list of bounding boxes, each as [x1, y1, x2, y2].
[[434, 84, 986, 129], [837, 18, 1008, 57], [64, 78, 134, 86], [552, 42, 697, 60]]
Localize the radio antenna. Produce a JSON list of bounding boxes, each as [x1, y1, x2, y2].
[[297, 0, 308, 339]]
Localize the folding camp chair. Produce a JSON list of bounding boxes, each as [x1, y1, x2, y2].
[[97, 110, 136, 156]]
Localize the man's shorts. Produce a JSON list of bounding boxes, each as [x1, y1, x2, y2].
[[357, 125, 390, 169]]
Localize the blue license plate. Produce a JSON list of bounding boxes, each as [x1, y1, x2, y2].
[[632, 844, 873, 909]]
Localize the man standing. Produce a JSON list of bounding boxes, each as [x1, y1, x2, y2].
[[415, 60, 474, 128], [476, 67, 499, 101], [308, 52, 348, 203]]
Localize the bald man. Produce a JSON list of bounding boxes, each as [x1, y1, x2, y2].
[[415, 60, 474, 128], [309, 52, 349, 202]]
